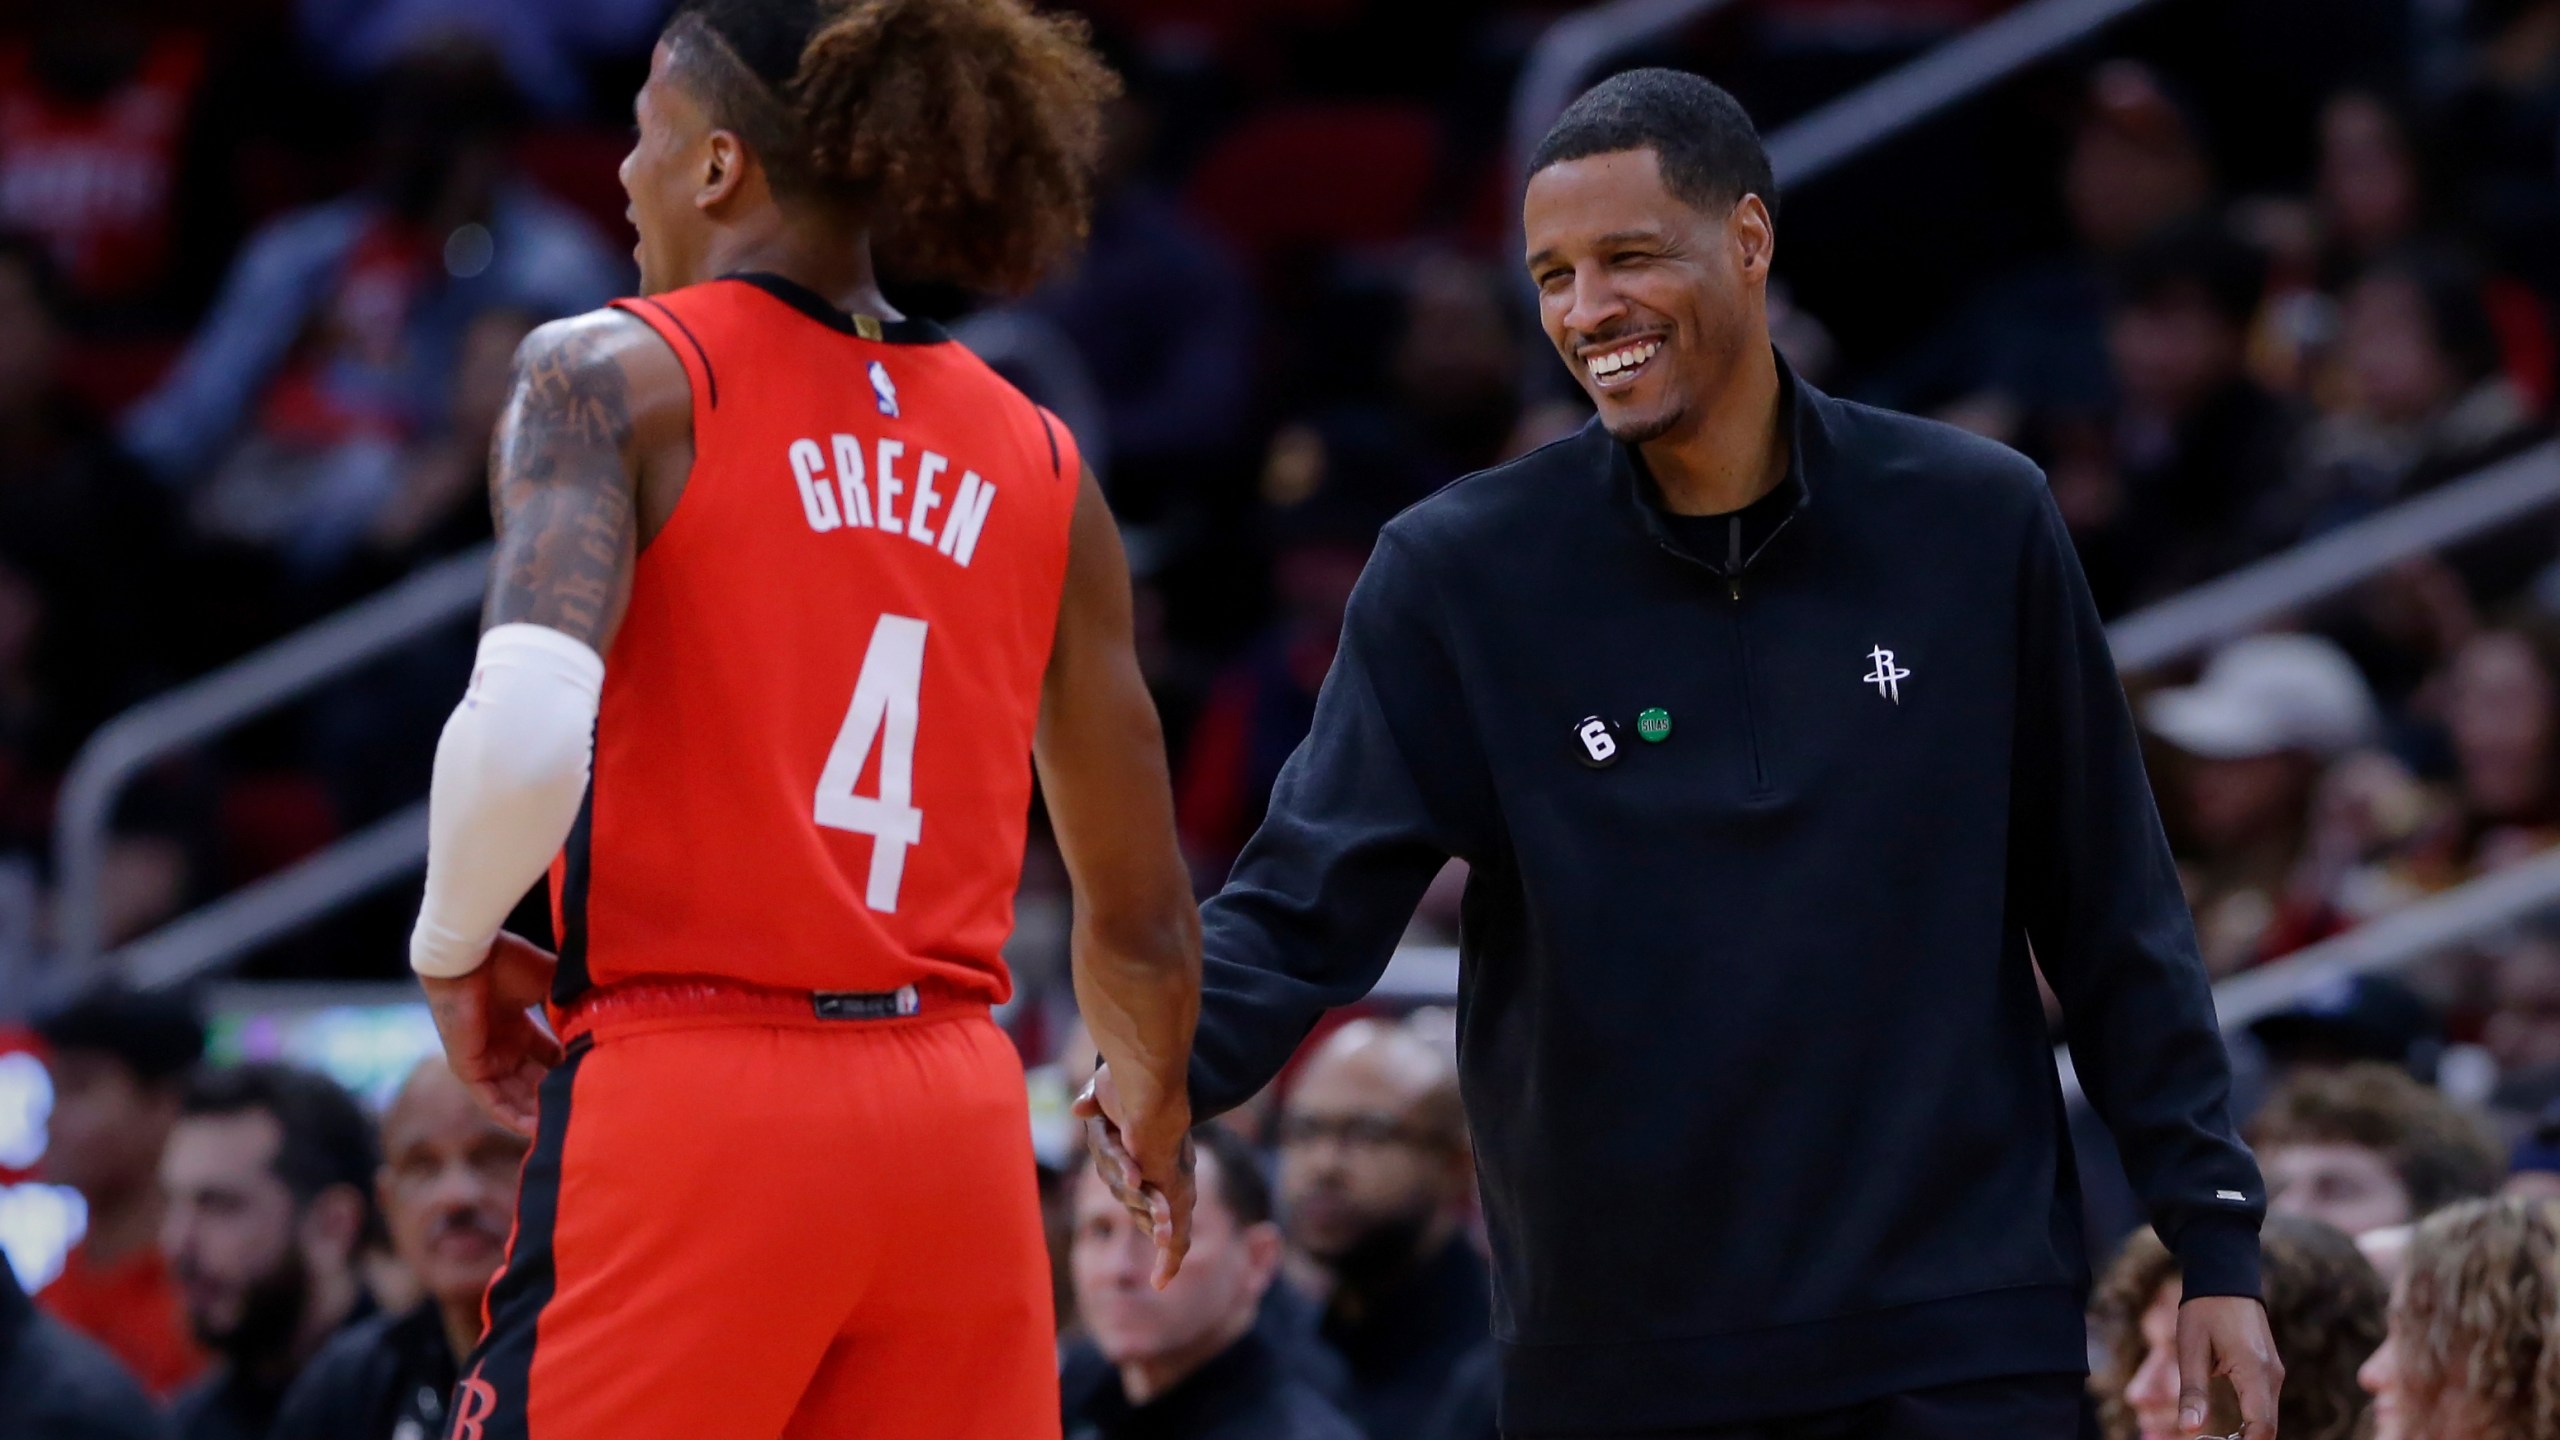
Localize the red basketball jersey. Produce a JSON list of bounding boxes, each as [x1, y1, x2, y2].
[[555, 274, 1079, 1004]]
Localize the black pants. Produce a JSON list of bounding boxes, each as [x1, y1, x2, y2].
[[1535, 1373, 2099, 1440]]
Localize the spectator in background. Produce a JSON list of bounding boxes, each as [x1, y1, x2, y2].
[[2436, 0, 2560, 296], [0, 1259, 166, 1440], [2142, 633, 2380, 975], [0, 0, 212, 322], [2249, 1062, 2506, 1237], [1063, 1125, 1361, 1440], [1025, 49, 1257, 490], [160, 1064, 378, 1440], [327, 305, 525, 592], [34, 982, 209, 1397], [0, 557, 48, 862], [2315, 91, 2433, 277], [2481, 917, 2560, 1110], [298, 305, 528, 828], [2091, 1215, 2385, 1440], [296, 0, 667, 117], [0, 235, 182, 747], [1869, 60, 2212, 433], [2395, 624, 2560, 888], [2357, 1196, 2560, 1440], [2080, 218, 2297, 610], [2283, 248, 2545, 543], [2246, 973, 2441, 1078], [2242, 89, 2411, 402], [120, 39, 619, 588], [1274, 1020, 1485, 1440], [2508, 1101, 2560, 1202], [1177, 486, 1388, 881], [269, 1059, 525, 1440], [1266, 252, 1528, 518]]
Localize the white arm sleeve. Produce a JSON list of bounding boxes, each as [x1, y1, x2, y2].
[[408, 623, 605, 978]]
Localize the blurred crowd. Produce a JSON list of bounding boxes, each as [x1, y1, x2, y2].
[[0, 0, 2552, 1025], [18, 980, 2560, 1440], [14, 0, 2560, 1434]]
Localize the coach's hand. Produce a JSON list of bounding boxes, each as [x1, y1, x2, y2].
[[1074, 1062, 1196, 1289], [421, 931, 563, 1137], [2178, 1294, 2282, 1440]]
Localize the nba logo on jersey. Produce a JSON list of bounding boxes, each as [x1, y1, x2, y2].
[[869, 361, 899, 418]]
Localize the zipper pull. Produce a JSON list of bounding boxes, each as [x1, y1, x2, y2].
[[1727, 575, 1741, 600], [1727, 516, 1744, 600]]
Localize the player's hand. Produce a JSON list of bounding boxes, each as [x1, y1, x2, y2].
[[420, 932, 563, 1137], [2178, 1294, 2283, 1440], [1073, 1062, 1196, 1289]]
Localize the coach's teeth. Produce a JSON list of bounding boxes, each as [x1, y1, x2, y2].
[[1588, 340, 1660, 379]]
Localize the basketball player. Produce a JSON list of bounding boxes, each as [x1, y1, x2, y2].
[[402, 3, 1199, 1436]]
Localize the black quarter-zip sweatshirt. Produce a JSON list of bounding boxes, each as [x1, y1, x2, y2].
[[1189, 360, 2263, 1435]]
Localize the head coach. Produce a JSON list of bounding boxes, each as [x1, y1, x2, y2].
[[1080, 67, 2281, 1440]]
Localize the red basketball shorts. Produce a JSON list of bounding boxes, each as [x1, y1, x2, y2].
[[450, 980, 1059, 1439]]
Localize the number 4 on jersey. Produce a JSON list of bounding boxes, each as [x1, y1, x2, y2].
[[815, 615, 927, 912]]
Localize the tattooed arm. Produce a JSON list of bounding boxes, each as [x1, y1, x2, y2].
[[482, 308, 694, 647], [414, 309, 691, 1131]]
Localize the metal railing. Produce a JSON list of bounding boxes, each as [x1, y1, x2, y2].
[[1764, 0, 2166, 186], [52, 548, 490, 973], [48, 320, 1110, 994], [1508, 0, 2174, 202], [1509, 0, 1743, 185], [2107, 440, 2560, 674], [2060, 844, 2560, 1101], [2046, 441, 2560, 1092]]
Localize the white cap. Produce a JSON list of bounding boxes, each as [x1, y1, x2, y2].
[[2143, 633, 2379, 760]]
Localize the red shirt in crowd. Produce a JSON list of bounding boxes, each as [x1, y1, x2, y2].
[[39, 1238, 208, 1397]]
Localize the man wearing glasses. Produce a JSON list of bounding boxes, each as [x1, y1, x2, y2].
[[1271, 1021, 1483, 1440]]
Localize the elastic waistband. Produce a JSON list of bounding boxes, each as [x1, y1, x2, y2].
[[556, 975, 986, 1043]]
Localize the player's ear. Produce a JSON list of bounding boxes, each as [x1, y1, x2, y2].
[[699, 129, 750, 212]]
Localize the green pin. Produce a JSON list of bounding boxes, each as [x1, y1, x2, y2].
[[1636, 707, 1673, 743]]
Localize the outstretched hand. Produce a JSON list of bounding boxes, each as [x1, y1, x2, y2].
[[2178, 1295, 2283, 1440], [420, 932, 562, 1136], [1073, 1061, 1196, 1289]]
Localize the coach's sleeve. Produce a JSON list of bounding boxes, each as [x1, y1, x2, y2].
[[2011, 485, 2266, 1299], [1189, 528, 1482, 1119]]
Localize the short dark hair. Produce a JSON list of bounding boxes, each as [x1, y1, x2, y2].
[[2360, 244, 2505, 387], [182, 1063, 380, 1214], [1193, 1124, 1273, 1229], [2115, 217, 2268, 328], [35, 981, 205, 1084], [1528, 67, 1776, 220]]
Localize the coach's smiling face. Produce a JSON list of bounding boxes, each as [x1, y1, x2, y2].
[[1525, 147, 1774, 447]]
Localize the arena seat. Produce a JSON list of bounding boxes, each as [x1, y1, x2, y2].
[[1184, 102, 1441, 274]]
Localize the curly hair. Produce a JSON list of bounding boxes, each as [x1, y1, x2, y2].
[[2391, 1197, 2560, 1439], [665, 0, 1117, 295], [2089, 1217, 2385, 1440], [2247, 1062, 2506, 1219]]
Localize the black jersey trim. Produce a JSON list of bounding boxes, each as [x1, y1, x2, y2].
[[551, 785, 595, 1005], [724, 271, 949, 345], [452, 1041, 587, 1440], [620, 296, 718, 409], [1036, 408, 1064, 481]]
